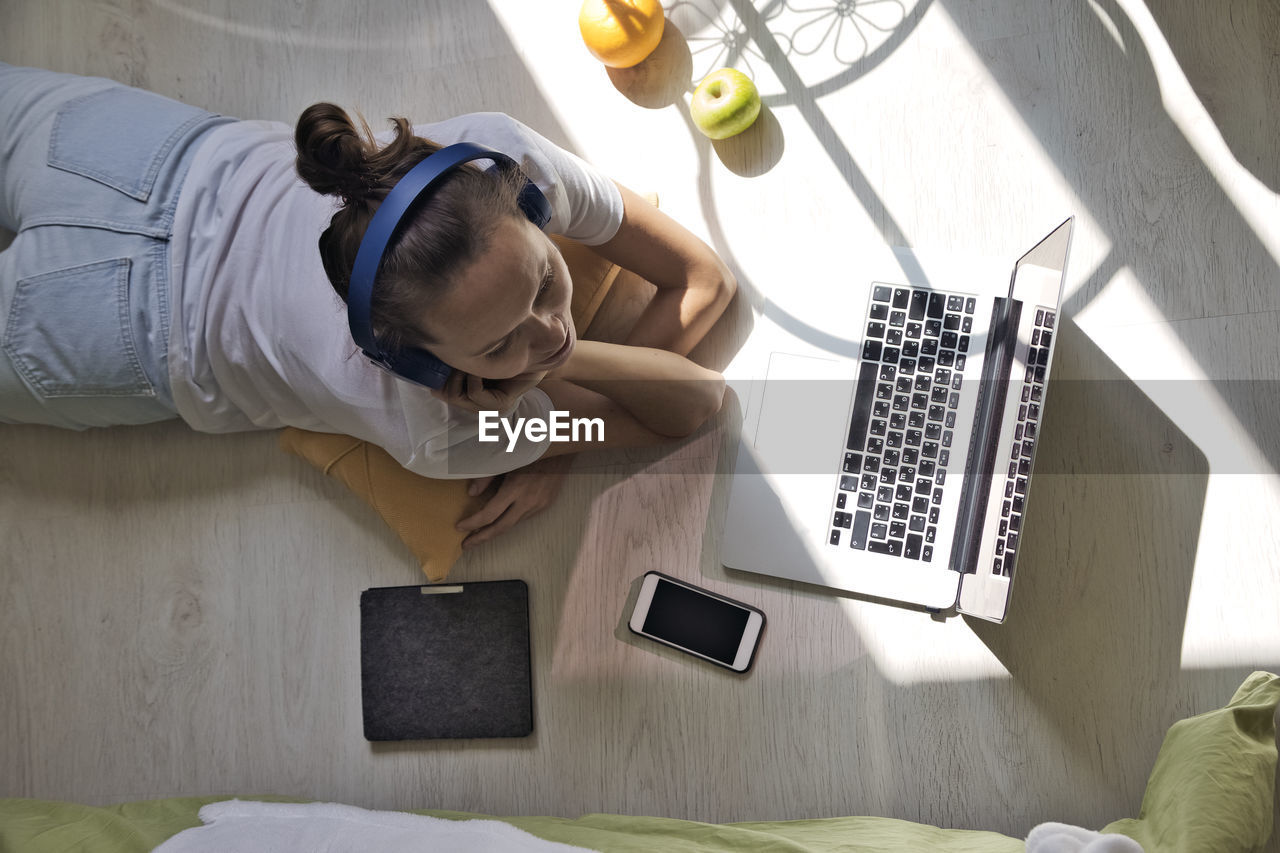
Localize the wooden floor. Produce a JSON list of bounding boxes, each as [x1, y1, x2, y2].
[[2, 0, 1278, 843]]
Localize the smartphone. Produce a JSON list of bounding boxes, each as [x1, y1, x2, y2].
[[628, 572, 766, 672]]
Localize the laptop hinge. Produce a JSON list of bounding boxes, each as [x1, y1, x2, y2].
[[949, 296, 1022, 575]]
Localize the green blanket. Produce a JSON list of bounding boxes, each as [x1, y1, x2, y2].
[[1101, 670, 1278, 853], [2, 672, 1275, 853]]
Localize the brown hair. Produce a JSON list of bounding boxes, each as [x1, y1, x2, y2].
[[294, 103, 531, 354]]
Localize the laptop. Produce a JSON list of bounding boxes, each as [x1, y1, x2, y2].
[[721, 218, 1074, 622]]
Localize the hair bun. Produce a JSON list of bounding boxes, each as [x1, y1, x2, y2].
[[295, 102, 377, 203]]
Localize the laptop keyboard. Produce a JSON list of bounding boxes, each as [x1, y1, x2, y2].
[[829, 285, 977, 562], [992, 307, 1055, 577]]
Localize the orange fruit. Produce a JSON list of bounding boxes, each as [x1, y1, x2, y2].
[[579, 0, 665, 69]]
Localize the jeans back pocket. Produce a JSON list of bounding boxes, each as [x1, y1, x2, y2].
[[48, 85, 213, 203], [2, 258, 155, 398]]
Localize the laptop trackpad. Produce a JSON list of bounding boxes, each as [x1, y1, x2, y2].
[[753, 352, 855, 474]]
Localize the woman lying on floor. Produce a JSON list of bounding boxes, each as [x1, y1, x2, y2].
[[0, 63, 734, 547]]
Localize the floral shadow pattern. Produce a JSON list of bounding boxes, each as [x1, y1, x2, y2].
[[667, 0, 926, 98]]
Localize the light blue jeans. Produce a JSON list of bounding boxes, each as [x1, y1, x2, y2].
[[0, 63, 232, 428]]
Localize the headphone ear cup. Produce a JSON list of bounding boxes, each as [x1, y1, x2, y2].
[[517, 179, 552, 229], [382, 345, 453, 390]]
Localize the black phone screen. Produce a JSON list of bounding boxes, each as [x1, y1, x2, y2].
[[642, 578, 751, 664]]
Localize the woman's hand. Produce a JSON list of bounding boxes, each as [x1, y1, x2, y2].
[[429, 368, 548, 416], [456, 454, 574, 549]]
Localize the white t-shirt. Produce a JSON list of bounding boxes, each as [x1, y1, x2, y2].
[[167, 113, 624, 478]]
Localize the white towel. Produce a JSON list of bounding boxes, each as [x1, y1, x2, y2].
[[151, 800, 600, 853], [1026, 822, 1145, 853]]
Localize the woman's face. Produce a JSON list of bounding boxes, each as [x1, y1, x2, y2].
[[418, 216, 576, 380]]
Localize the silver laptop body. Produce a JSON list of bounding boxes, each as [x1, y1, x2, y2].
[[721, 219, 1074, 622]]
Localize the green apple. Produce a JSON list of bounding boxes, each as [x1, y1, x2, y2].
[[690, 68, 761, 140]]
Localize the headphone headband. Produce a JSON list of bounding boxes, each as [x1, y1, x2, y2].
[[346, 142, 551, 388]]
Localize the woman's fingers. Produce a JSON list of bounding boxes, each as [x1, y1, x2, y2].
[[446, 369, 467, 398], [456, 489, 517, 537], [455, 463, 567, 548], [467, 475, 496, 497], [430, 370, 504, 415], [430, 369, 472, 407], [458, 495, 529, 549], [431, 369, 549, 416], [460, 495, 552, 548], [459, 506, 523, 548]]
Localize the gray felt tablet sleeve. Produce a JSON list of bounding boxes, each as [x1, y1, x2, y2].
[[360, 580, 533, 740]]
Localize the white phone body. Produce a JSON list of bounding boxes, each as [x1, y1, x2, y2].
[[628, 572, 765, 672]]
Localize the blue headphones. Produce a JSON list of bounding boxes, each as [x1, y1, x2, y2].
[[347, 142, 552, 389]]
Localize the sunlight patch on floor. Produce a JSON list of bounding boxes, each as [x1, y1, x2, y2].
[[1112, 0, 1280, 269], [1076, 272, 1280, 669]]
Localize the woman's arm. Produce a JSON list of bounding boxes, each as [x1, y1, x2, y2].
[[452, 371, 688, 548], [545, 339, 725, 438], [592, 183, 737, 357], [454, 186, 734, 546], [453, 368, 720, 547]]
